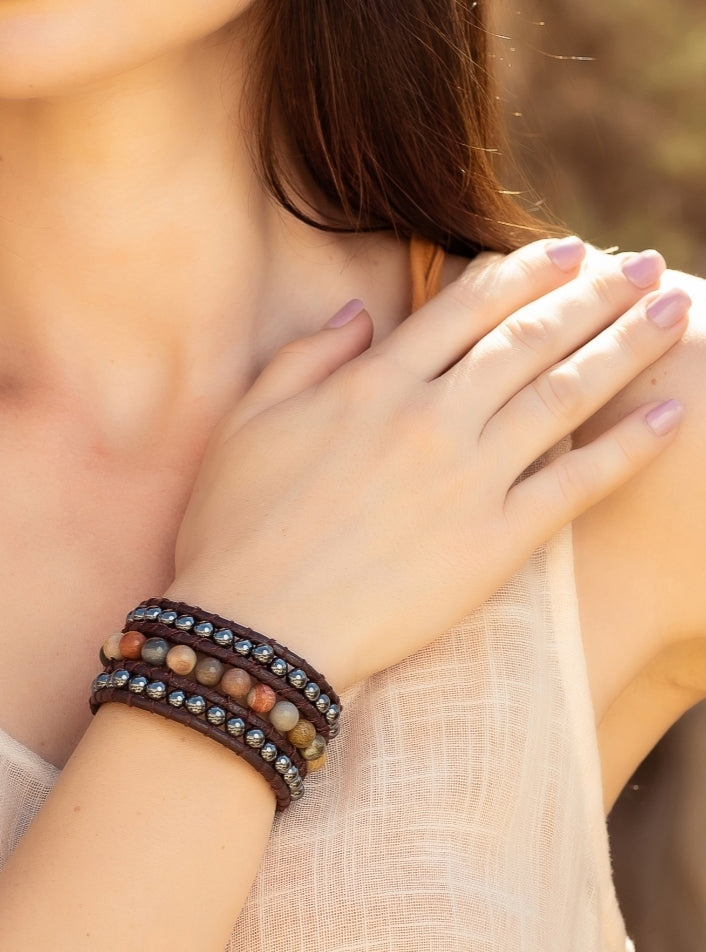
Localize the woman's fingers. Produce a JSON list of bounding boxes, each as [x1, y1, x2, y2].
[[444, 249, 666, 416], [371, 236, 587, 379], [482, 287, 691, 473], [504, 398, 685, 546]]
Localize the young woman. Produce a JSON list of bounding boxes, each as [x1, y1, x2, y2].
[[0, 2, 702, 950]]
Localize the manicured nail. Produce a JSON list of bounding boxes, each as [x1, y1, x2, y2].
[[646, 288, 692, 329], [621, 250, 665, 288], [325, 299, 365, 328], [546, 236, 586, 272], [646, 399, 684, 436]]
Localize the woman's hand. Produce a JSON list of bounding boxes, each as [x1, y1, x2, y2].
[[169, 238, 689, 690]]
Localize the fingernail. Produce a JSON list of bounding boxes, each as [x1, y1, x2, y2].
[[325, 299, 365, 328], [621, 250, 666, 288], [646, 288, 691, 328], [546, 236, 586, 271], [646, 399, 684, 436]]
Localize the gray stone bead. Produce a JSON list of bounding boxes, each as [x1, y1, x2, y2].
[[270, 658, 287, 678], [185, 695, 206, 716], [213, 628, 234, 647], [289, 786, 305, 801], [226, 717, 245, 737], [93, 672, 110, 692], [175, 615, 195, 631], [206, 706, 226, 726], [283, 765, 299, 785], [252, 645, 275, 665], [274, 755, 292, 775], [245, 729, 266, 749], [194, 621, 214, 637], [234, 639, 253, 657], [133, 607, 147, 622], [260, 742, 278, 762], [146, 681, 167, 700], [326, 704, 341, 724], [315, 694, 331, 714], [112, 669, 130, 689], [159, 610, 178, 626], [141, 637, 170, 665], [144, 606, 162, 622], [301, 735, 326, 761], [129, 676, 148, 694], [304, 682, 321, 702], [288, 668, 307, 689], [168, 690, 186, 708]]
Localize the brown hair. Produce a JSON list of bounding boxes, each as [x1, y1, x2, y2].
[[248, 0, 549, 258]]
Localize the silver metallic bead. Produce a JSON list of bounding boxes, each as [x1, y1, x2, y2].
[[245, 729, 266, 749], [93, 672, 111, 692], [260, 742, 278, 762], [289, 785, 305, 801], [269, 658, 287, 678], [213, 628, 234, 647], [327, 721, 341, 740], [325, 704, 340, 724], [283, 765, 299, 785], [274, 755, 292, 775], [288, 779, 305, 794], [194, 621, 214, 637], [125, 611, 135, 625], [112, 669, 130, 689], [144, 606, 162, 622], [133, 607, 147, 622], [206, 706, 226, 726], [303, 682, 321, 702], [234, 639, 253, 657], [168, 690, 186, 708], [226, 717, 245, 737], [129, 675, 148, 694], [252, 644, 275, 665], [315, 694, 331, 714], [159, 610, 178, 626], [185, 695, 206, 716], [146, 681, 167, 700], [175, 615, 195, 631], [288, 668, 307, 689]]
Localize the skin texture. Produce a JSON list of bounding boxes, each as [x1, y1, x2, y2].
[[0, 2, 703, 949]]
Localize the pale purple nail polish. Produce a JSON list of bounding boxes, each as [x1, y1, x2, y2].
[[646, 399, 684, 436], [325, 299, 365, 328], [546, 236, 586, 271], [646, 288, 691, 328], [621, 250, 665, 288]]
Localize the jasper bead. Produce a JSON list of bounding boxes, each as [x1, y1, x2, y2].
[[220, 668, 252, 701], [102, 632, 124, 662], [269, 701, 300, 733], [306, 752, 327, 772], [194, 657, 224, 687], [166, 644, 198, 676], [301, 734, 326, 761], [141, 637, 170, 666], [247, 683, 277, 714], [288, 720, 316, 749], [119, 631, 146, 660]]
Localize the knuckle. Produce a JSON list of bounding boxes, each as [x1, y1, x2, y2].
[[588, 270, 623, 310], [534, 365, 584, 417], [554, 455, 599, 509], [501, 309, 553, 355], [449, 252, 505, 309]]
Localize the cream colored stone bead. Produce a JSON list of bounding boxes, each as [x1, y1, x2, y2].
[[166, 644, 197, 676]]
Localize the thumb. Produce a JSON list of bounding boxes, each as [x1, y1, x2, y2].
[[230, 300, 373, 428]]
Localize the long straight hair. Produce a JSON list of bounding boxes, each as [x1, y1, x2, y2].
[[248, 0, 548, 257]]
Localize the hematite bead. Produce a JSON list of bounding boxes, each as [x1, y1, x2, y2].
[[112, 669, 130, 689], [252, 645, 274, 665], [326, 704, 341, 725], [245, 729, 265, 749], [133, 607, 147, 622], [159, 610, 178, 626], [144, 606, 162, 622], [93, 672, 110, 692], [234, 639, 253, 657], [213, 628, 234, 648], [301, 735, 326, 761], [303, 682, 321, 702], [185, 695, 206, 716], [260, 742, 278, 762], [287, 668, 307, 689], [269, 658, 287, 678], [315, 694, 331, 714], [175, 615, 195, 631], [226, 717, 245, 737], [289, 786, 305, 801], [141, 637, 170, 666], [146, 681, 167, 700], [129, 675, 148, 694], [206, 706, 226, 726], [125, 611, 135, 625], [194, 657, 224, 687], [274, 755, 292, 775], [328, 721, 341, 740], [168, 690, 186, 708], [283, 765, 299, 785], [194, 621, 214, 637], [289, 779, 305, 794]]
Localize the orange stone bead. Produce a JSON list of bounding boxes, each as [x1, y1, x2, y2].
[[119, 630, 146, 660], [288, 719, 316, 749], [221, 668, 253, 701], [247, 683, 277, 714], [306, 752, 327, 772]]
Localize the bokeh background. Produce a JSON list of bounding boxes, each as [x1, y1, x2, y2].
[[495, 3, 706, 949]]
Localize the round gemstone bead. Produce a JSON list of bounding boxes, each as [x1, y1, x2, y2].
[[206, 706, 226, 726], [270, 658, 287, 678], [141, 637, 170, 666], [260, 742, 278, 762], [287, 669, 307, 689], [234, 639, 253, 657], [175, 615, 195, 631], [185, 695, 206, 716], [226, 717, 246, 737], [252, 645, 275, 665], [306, 752, 327, 772], [146, 681, 167, 700], [220, 668, 252, 701], [274, 755, 292, 775], [269, 701, 300, 733], [301, 735, 326, 761], [194, 621, 214, 637], [159, 610, 178, 626], [245, 729, 266, 749], [288, 720, 316, 749], [213, 628, 234, 648], [99, 646, 110, 667], [194, 657, 225, 687], [246, 683, 277, 714], [129, 675, 148, 694], [119, 631, 147, 660], [112, 669, 130, 689], [303, 682, 321, 702], [144, 606, 162, 622], [168, 690, 186, 708], [166, 644, 197, 676], [102, 632, 124, 662]]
